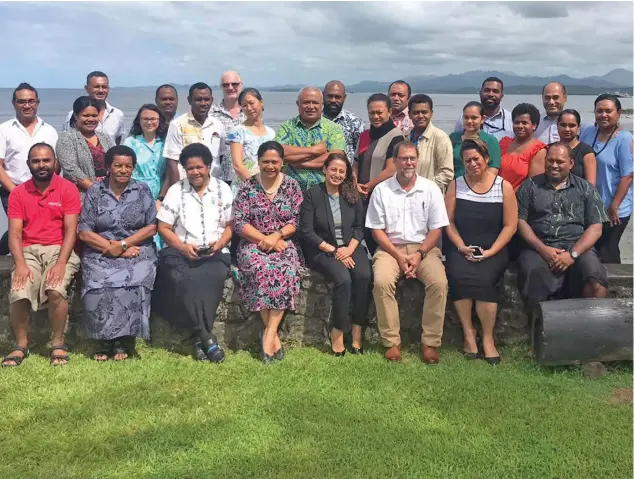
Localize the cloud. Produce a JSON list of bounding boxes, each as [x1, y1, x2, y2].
[[0, 1, 631, 88]]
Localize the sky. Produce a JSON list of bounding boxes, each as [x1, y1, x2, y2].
[[1, 1, 632, 88]]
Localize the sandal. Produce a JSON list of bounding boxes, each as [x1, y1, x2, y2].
[[50, 344, 70, 366], [92, 340, 112, 362], [2, 345, 29, 368], [111, 338, 131, 361]]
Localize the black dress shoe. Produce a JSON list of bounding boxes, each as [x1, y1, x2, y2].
[[348, 346, 364, 355], [484, 356, 501, 366], [463, 351, 481, 360], [193, 342, 208, 362], [274, 346, 285, 360]]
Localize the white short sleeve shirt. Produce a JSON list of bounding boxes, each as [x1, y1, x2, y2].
[[0, 117, 59, 185], [163, 112, 226, 180], [157, 177, 233, 251], [366, 174, 449, 244]]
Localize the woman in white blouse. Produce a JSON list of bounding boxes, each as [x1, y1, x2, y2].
[[155, 143, 233, 363]]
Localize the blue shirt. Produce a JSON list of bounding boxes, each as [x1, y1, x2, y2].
[[123, 135, 166, 199], [579, 127, 633, 218]]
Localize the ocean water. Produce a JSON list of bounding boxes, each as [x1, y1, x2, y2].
[[0, 89, 631, 262]]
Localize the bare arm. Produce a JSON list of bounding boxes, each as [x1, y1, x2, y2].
[[158, 221, 188, 251], [517, 219, 554, 259], [0, 159, 15, 192], [57, 214, 79, 265], [366, 158, 396, 192], [230, 143, 252, 182], [238, 223, 267, 244], [609, 174, 633, 222], [582, 152, 597, 186], [528, 148, 546, 178], [77, 230, 111, 253], [486, 180, 518, 256], [417, 228, 442, 254], [8, 218, 26, 268], [571, 223, 603, 255], [371, 228, 402, 260], [282, 144, 322, 164], [443, 180, 466, 250]]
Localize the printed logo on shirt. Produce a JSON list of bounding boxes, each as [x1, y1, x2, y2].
[[48, 202, 62, 207]]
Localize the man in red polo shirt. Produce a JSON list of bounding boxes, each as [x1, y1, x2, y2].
[[2, 143, 81, 367]]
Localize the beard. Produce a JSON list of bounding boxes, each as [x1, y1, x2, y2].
[[324, 103, 343, 118]]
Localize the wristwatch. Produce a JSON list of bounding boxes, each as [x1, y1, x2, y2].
[[157, 196, 165, 202], [416, 249, 427, 260], [121, 240, 129, 252], [570, 249, 579, 260]]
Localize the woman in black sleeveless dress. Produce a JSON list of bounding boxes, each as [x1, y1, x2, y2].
[[444, 139, 518, 365]]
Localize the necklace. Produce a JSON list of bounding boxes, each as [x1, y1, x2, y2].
[[259, 173, 283, 196]]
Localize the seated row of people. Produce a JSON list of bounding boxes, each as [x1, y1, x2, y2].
[[0, 135, 616, 368]]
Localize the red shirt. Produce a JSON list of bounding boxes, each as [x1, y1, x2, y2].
[[7, 174, 81, 247]]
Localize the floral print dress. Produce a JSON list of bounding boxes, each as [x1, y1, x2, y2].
[[233, 175, 304, 312]]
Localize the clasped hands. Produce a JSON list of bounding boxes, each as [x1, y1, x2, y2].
[[458, 245, 491, 262], [541, 246, 575, 273], [396, 252, 424, 279], [323, 243, 355, 269], [103, 240, 140, 258], [180, 241, 223, 261], [258, 232, 287, 253]]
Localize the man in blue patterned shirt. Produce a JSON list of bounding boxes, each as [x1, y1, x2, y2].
[[323, 80, 364, 165], [275, 87, 347, 190]]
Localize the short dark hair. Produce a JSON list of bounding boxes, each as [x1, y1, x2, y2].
[[557, 109, 581, 126], [367, 93, 391, 110], [594, 93, 622, 111], [388, 80, 411, 97], [12, 82, 38, 102], [542, 81, 567, 96], [87, 71, 108, 84], [460, 138, 490, 161], [511, 103, 540, 127], [27, 142, 55, 160], [188, 82, 212, 98], [463, 101, 484, 116], [238, 87, 263, 104], [481, 77, 504, 91], [155, 84, 178, 99], [105, 145, 137, 169], [547, 142, 573, 160], [179, 143, 213, 167], [129, 104, 168, 140], [393, 140, 418, 159], [408, 94, 433, 112], [257, 140, 284, 160], [69, 96, 101, 128]]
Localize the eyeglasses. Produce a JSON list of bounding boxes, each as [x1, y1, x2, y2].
[[140, 117, 159, 123], [15, 99, 38, 106], [396, 157, 417, 163], [221, 82, 241, 88]]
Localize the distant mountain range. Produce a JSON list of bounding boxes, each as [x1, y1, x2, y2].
[[260, 69, 634, 95]]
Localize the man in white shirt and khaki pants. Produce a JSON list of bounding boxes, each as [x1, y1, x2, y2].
[[366, 140, 449, 364]]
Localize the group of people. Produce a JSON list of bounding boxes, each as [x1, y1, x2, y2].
[[0, 70, 631, 368]]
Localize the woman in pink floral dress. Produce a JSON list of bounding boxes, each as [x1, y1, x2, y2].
[[233, 141, 304, 364]]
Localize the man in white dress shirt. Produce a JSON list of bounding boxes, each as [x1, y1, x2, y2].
[[164, 82, 226, 186], [0, 83, 58, 254], [366, 140, 449, 364], [63, 71, 126, 144]]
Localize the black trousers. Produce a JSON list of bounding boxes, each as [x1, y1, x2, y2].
[[311, 247, 372, 332], [154, 248, 230, 343], [596, 217, 631, 264], [0, 186, 10, 256]]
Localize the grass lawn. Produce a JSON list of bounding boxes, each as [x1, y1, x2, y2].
[[1, 343, 632, 479]]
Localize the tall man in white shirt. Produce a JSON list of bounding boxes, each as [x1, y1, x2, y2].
[[164, 82, 226, 186], [366, 140, 449, 364], [0, 83, 59, 254], [63, 71, 126, 144], [534, 82, 568, 144]]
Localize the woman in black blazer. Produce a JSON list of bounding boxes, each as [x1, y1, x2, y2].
[[300, 152, 372, 356]]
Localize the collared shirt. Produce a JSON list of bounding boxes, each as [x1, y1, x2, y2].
[[392, 107, 413, 133], [409, 121, 454, 191], [122, 135, 166, 199], [63, 101, 126, 144], [329, 108, 364, 164], [7, 173, 81, 247], [164, 111, 227, 180], [516, 173, 608, 250], [0, 117, 59, 185], [534, 115, 559, 144], [454, 107, 514, 141], [275, 115, 346, 190], [366, 174, 449, 244], [157, 177, 233, 250], [210, 101, 246, 182]]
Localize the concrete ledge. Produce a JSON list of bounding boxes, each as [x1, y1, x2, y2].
[[0, 256, 631, 352]]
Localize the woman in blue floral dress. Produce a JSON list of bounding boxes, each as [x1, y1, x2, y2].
[[233, 141, 303, 363]]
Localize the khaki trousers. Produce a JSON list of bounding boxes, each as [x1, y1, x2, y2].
[[372, 245, 448, 348]]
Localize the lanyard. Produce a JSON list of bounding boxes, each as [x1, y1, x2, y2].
[[482, 110, 507, 133], [591, 126, 618, 157]]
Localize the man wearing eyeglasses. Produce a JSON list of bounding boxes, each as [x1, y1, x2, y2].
[[0, 83, 59, 255], [210, 71, 246, 186], [454, 77, 514, 141], [62, 71, 126, 145], [366, 140, 449, 364]]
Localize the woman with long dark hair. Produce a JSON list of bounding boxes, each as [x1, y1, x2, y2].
[[556, 109, 596, 185], [300, 152, 372, 355], [124, 104, 169, 248], [580, 94, 633, 263], [56, 96, 115, 198]]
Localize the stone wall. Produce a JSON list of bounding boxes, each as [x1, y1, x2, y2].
[[0, 256, 631, 353]]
